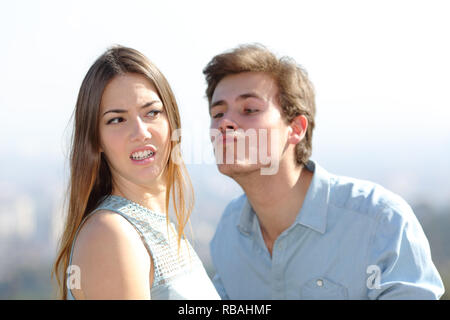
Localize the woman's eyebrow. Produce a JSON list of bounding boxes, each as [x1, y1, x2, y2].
[[102, 101, 160, 116]]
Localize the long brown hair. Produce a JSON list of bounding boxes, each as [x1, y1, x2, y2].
[[52, 45, 194, 299]]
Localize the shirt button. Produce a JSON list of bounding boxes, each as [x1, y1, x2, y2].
[[316, 279, 324, 287]]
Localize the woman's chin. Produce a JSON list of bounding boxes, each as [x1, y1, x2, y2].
[[126, 165, 164, 185]]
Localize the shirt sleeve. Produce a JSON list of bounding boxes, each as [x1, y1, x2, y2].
[[212, 273, 230, 300], [366, 201, 445, 300]]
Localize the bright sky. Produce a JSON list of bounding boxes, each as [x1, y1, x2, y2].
[[1, 0, 449, 204]]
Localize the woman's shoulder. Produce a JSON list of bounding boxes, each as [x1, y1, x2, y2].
[[75, 210, 142, 246], [71, 210, 152, 299]]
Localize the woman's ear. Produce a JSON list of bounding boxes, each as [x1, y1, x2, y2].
[[288, 115, 308, 145]]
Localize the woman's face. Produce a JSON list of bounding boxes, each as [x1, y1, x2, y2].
[[99, 73, 171, 191]]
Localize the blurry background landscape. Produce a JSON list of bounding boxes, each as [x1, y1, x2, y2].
[[1, 0, 449, 299]]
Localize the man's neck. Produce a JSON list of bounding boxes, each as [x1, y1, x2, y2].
[[234, 160, 313, 255]]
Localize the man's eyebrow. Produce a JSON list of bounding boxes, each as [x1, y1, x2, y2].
[[210, 92, 263, 109], [102, 101, 160, 116], [210, 99, 226, 109], [236, 92, 263, 101]]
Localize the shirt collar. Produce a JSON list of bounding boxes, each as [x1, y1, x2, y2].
[[237, 159, 330, 236], [294, 160, 330, 234], [237, 197, 254, 236]]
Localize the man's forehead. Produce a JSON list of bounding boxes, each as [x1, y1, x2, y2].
[[212, 72, 278, 103]]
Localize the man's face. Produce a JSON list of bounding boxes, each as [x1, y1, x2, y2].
[[209, 71, 291, 177]]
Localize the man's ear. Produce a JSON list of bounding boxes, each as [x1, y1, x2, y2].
[[288, 115, 308, 145]]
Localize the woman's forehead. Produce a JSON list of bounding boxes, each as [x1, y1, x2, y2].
[[100, 73, 161, 110]]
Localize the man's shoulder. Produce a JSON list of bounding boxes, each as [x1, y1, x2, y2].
[[211, 194, 247, 246], [328, 172, 413, 222], [221, 193, 247, 217], [213, 193, 247, 230]]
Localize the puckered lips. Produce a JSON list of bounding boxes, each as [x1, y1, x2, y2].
[[214, 132, 238, 145], [129, 145, 157, 165]]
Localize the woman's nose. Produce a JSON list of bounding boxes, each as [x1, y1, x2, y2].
[[130, 117, 152, 142]]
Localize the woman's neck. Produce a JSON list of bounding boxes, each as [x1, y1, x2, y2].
[[111, 176, 167, 214]]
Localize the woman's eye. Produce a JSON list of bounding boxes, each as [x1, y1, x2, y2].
[[107, 117, 124, 125], [147, 110, 162, 118]]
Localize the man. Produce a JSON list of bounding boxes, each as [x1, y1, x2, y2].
[[203, 44, 444, 299]]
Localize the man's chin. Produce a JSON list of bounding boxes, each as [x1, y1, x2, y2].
[[216, 163, 260, 178]]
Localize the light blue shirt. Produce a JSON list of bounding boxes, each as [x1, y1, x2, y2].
[[210, 160, 444, 299]]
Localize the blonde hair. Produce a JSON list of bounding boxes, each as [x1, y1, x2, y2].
[[52, 45, 194, 299], [203, 43, 316, 166]]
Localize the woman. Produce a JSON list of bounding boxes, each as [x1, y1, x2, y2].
[[52, 45, 220, 300]]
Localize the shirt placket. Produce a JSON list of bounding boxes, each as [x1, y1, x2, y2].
[[271, 234, 286, 299]]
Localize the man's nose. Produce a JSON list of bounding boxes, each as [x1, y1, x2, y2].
[[131, 117, 152, 142], [218, 117, 238, 133]]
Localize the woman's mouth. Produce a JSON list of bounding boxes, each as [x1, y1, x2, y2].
[[129, 146, 156, 164]]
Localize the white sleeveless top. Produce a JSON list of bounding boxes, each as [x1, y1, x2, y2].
[[67, 195, 220, 300]]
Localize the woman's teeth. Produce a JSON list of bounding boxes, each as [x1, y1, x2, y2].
[[131, 150, 154, 160]]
